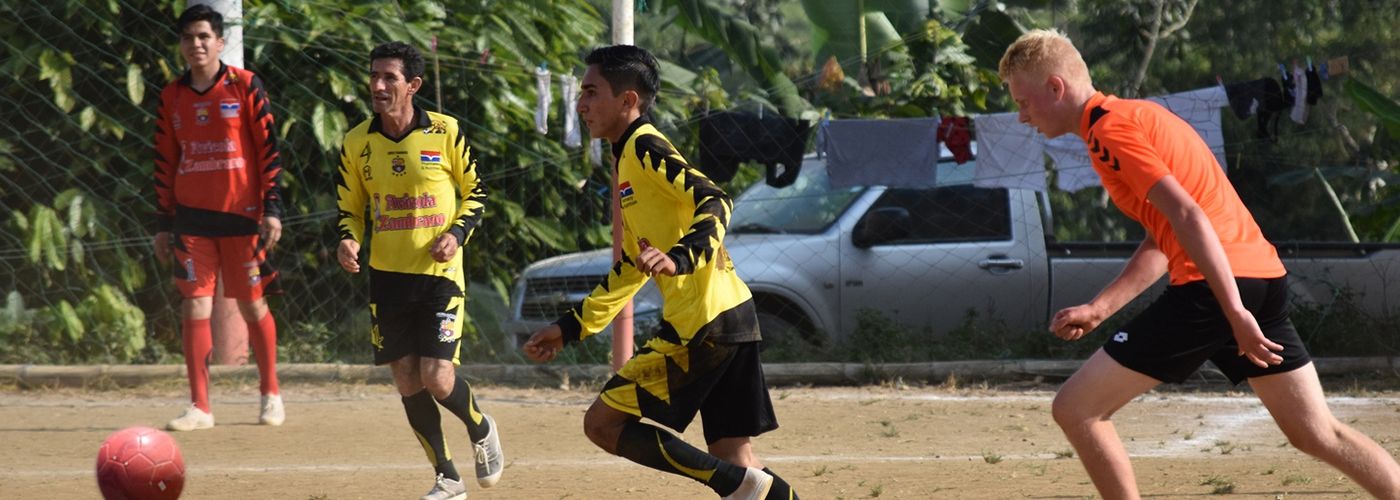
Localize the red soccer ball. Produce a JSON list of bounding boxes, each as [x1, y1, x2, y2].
[[95, 426, 185, 500]]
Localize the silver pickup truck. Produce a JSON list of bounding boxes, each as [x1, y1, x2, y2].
[[502, 155, 1400, 349]]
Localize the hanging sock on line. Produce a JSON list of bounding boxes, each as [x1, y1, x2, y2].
[[561, 74, 581, 148], [535, 65, 551, 135]]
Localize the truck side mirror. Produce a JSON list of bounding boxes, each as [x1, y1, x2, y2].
[[852, 207, 912, 248]]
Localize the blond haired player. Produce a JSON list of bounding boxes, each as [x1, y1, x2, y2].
[[999, 29, 1400, 499]]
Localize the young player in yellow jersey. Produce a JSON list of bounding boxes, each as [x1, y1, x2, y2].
[[335, 41, 501, 500], [523, 45, 799, 500], [1000, 29, 1400, 499]]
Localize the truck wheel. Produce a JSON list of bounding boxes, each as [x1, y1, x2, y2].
[[755, 297, 821, 350]]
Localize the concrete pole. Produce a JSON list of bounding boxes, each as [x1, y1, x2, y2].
[[609, 0, 635, 372], [191, 0, 248, 366]]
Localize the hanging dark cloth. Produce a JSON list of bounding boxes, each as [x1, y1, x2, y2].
[[1224, 77, 1289, 142], [698, 111, 811, 188]]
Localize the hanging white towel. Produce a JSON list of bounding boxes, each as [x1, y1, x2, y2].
[[1289, 63, 1308, 124], [1146, 85, 1230, 170], [534, 66, 551, 135], [589, 138, 603, 167], [561, 74, 581, 148], [1043, 134, 1099, 191], [971, 112, 1047, 192]]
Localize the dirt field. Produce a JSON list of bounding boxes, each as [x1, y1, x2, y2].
[[3, 378, 1398, 499]]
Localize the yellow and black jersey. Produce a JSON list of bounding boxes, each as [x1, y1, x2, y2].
[[336, 106, 486, 303], [557, 118, 758, 346]]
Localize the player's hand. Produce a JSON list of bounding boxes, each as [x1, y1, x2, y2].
[[1226, 308, 1283, 368], [430, 233, 458, 263], [1049, 302, 1108, 341], [153, 232, 173, 264], [635, 239, 676, 277], [260, 216, 283, 253], [522, 324, 564, 363], [337, 239, 361, 273]]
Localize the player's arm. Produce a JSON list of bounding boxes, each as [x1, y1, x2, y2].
[[247, 74, 285, 249], [152, 86, 180, 263], [552, 228, 650, 346], [335, 138, 367, 273], [448, 125, 488, 241], [1050, 237, 1165, 340], [634, 135, 733, 276], [1145, 176, 1282, 367]]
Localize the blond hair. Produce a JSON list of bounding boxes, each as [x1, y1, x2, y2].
[[998, 29, 1091, 87]]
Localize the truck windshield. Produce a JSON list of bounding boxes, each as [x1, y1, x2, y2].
[[730, 161, 864, 234]]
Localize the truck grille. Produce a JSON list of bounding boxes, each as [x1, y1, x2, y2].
[[519, 275, 605, 320]]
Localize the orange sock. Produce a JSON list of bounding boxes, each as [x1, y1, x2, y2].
[[248, 312, 279, 396], [182, 318, 212, 413]]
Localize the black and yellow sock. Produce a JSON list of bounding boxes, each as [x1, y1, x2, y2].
[[403, 389, 459, 481], [762, 467, 799, 500], [614, 421, 746, 496], [436, 376, 489, 442]]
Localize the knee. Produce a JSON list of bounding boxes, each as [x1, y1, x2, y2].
[[1282, 421, 1343, 457], [1051, 394, 1097, 431], [582, 407, 621, 452], [420, 373, 453, 398]]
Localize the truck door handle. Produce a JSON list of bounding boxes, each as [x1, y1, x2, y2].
[[978, 257, 1025, 270]]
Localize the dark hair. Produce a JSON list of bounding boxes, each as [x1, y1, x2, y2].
[[370, 41, 425, 81], [177, 4, 224, 38], [585, 45, 660, 113]]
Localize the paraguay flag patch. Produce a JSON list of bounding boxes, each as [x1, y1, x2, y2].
[[219, 100, 240, 118], [619, 181, 637, 207], [420, 150, 442, 163]]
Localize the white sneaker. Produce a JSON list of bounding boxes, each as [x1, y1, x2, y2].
[[722, 467, 773, 500], [166, 404, 214, 432], [259, 394, 285, 426], [420, 473, 466, 500], [472, 414, 504, 487]]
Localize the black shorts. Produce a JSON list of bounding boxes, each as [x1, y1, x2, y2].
[[370, 296, 465, 365], [599, 337, 779, 444], [1103, 276, 1311, 384]]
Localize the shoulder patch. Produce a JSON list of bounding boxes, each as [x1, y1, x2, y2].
[[633, 134, 683, 172], [1087, 106, 1110, 129]]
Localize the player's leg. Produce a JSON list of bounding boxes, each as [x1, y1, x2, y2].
[[224, 235, 283, 424], [168, 235, 218, 431], [379, 301, 468, 498], [592, 339, 757, 497], [702, 342, 792, 500], [1052, 349, 1159, 500], [1253, 366, 1400, 497], [415, 296, 503, 487]]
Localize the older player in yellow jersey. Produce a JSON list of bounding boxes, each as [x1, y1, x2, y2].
[[335, 41, 501, 500], [523, 45, 799, 500], [1000, 29, 1400, 499]]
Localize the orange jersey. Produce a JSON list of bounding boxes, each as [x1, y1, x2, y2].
[[154, 63, 282, 236], [1080, 92, 1284, 284]]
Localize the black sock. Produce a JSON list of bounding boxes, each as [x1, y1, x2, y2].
[[403, 389, 459, 481], [762, 467, 799, 500], [614, 421, 746, 496], [436, 376, 489, 442]]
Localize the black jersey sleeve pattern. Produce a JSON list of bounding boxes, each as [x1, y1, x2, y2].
[[633, 135, 733, 276], [447, 125, 487, 247]]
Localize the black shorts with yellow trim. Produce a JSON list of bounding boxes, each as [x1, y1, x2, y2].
[[1103, 276, 1311, 384], [370, 296, 465, 366], [600, 336, 778, 444]]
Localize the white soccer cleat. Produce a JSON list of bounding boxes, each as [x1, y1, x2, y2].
[[472, 414, 504, 487], [420, 473, 467, 500], [166, 404, 214, 432], [722, 467, 773, 500], [259, 394, 285, 426]]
